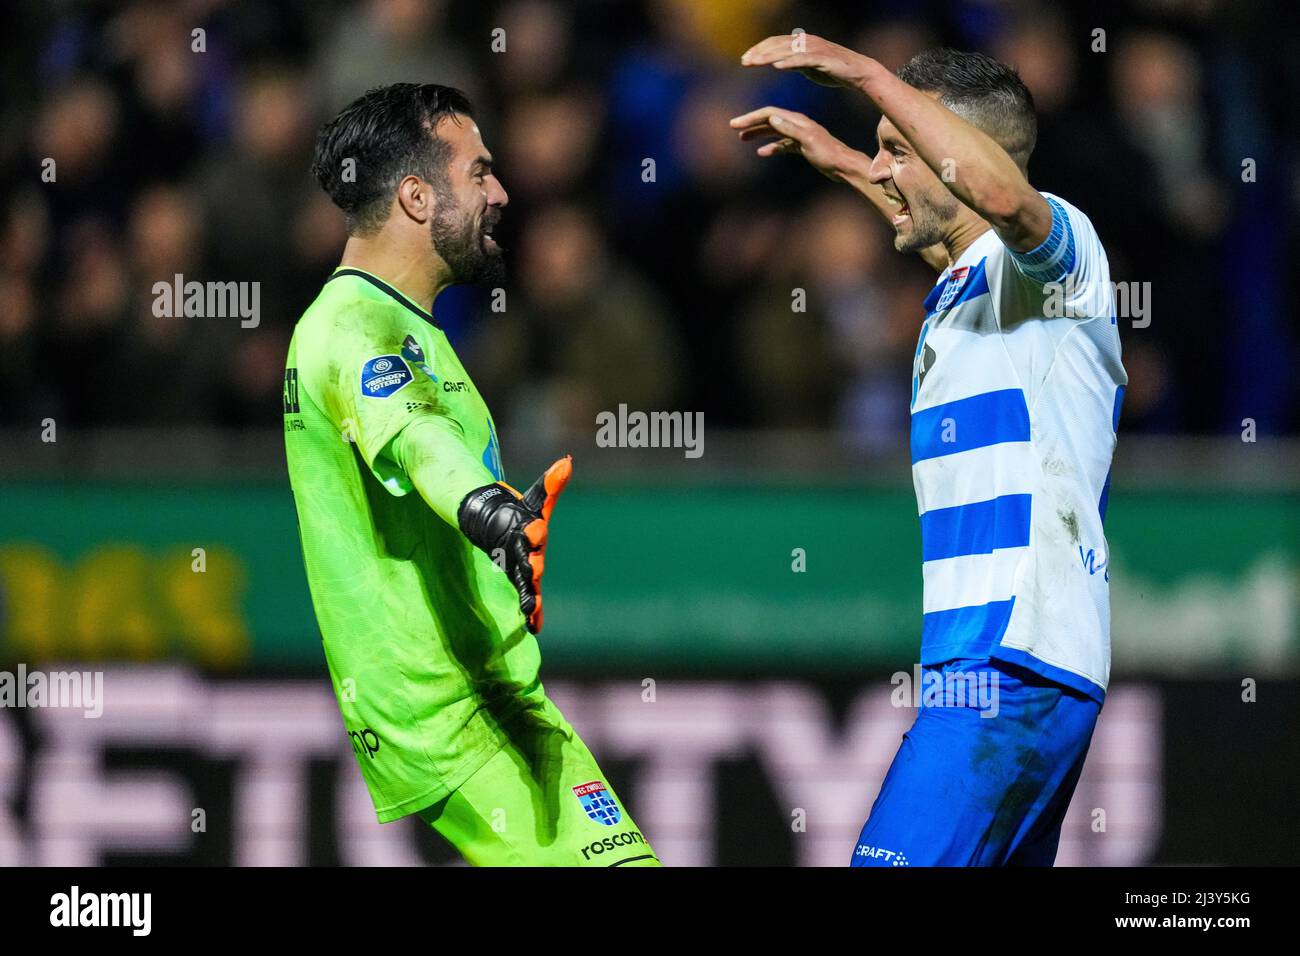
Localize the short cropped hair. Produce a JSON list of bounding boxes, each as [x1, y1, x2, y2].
[[897, 49, 1037, 171]]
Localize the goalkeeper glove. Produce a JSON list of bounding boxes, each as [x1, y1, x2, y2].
[[457, 455, 572, 634]]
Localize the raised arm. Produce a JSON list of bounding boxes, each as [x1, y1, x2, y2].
[[740, 34, 1052, 252], [728, 105, 949, 272]]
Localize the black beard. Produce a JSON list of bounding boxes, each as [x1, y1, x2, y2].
[[431, 207, 505, 286]]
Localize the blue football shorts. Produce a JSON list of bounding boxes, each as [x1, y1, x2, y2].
[[850, 656, 1101, 867]]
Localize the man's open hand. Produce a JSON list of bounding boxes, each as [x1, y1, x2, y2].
[[740, 33, 873, 88], [728, 106, 850, 182]]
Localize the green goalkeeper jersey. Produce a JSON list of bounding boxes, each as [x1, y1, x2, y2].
[[283, 267, 544, 822]]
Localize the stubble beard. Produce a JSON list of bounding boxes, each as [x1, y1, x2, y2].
[[894, 188, 961, 255]]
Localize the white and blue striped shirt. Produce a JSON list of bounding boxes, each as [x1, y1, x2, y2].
[[909, 193, 1126, 701]]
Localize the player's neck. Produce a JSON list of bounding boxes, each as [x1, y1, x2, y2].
[[941, 217, 994, 268], [338, 234, 453, 314]]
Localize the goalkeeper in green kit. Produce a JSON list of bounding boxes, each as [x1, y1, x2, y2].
[[283, 83, 658, 866]]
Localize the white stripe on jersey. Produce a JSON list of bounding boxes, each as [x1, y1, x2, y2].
[[921, 548, 1027, 615], [908, 192, 1127, 701], [911, 441, 1037, 515]]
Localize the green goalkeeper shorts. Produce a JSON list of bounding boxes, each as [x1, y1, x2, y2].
[[416, 697, 660, 867]]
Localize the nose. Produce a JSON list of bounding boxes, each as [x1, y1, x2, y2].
[[867, 150, 891, 186], [487, 175, 508, 208]]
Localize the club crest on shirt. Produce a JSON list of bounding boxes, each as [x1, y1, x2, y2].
[[573, 780, 622, 826], [935, 265, 970, 311], [400, 334, 438, 381], [360, 354, 413, 398]]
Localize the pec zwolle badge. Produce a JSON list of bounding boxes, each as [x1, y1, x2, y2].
[[936, 264, 969, 311], [573, 780, 621, 826]]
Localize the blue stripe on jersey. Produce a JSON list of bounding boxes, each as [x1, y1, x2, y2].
[[1009, 196, 1076, 282], [920, 598, 1015, 663], [482, 418, 503, 481], [919, 493, 1032, 562], [922, 258, 990, 316], [922, 278, 944, 315], [911, 388, 1030, 464]]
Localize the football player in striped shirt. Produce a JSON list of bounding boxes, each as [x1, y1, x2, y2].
[[733, 39, 1126, 865]]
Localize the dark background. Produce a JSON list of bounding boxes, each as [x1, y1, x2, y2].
[[1, 0, 1297, 446]]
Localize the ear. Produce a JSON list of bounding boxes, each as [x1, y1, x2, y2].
[[395, 173, 433, 224]]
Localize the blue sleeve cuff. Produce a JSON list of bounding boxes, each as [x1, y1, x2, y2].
[[1009, 195, 1076, 282]]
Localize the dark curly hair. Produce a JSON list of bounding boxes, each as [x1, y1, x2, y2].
[[311, 83, 476, 236]]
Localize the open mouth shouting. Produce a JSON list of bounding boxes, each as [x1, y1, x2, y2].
[[884, 191, 910, 227]]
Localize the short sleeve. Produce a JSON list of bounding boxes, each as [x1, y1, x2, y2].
[[1006, 193, 1111, 319], [1007, 195, 1082, 284]]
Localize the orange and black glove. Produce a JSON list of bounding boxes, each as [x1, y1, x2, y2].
[[457, 456, 572, 634]]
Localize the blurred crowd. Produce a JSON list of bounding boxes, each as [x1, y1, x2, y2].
[[1, 0, 1297, 450]]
